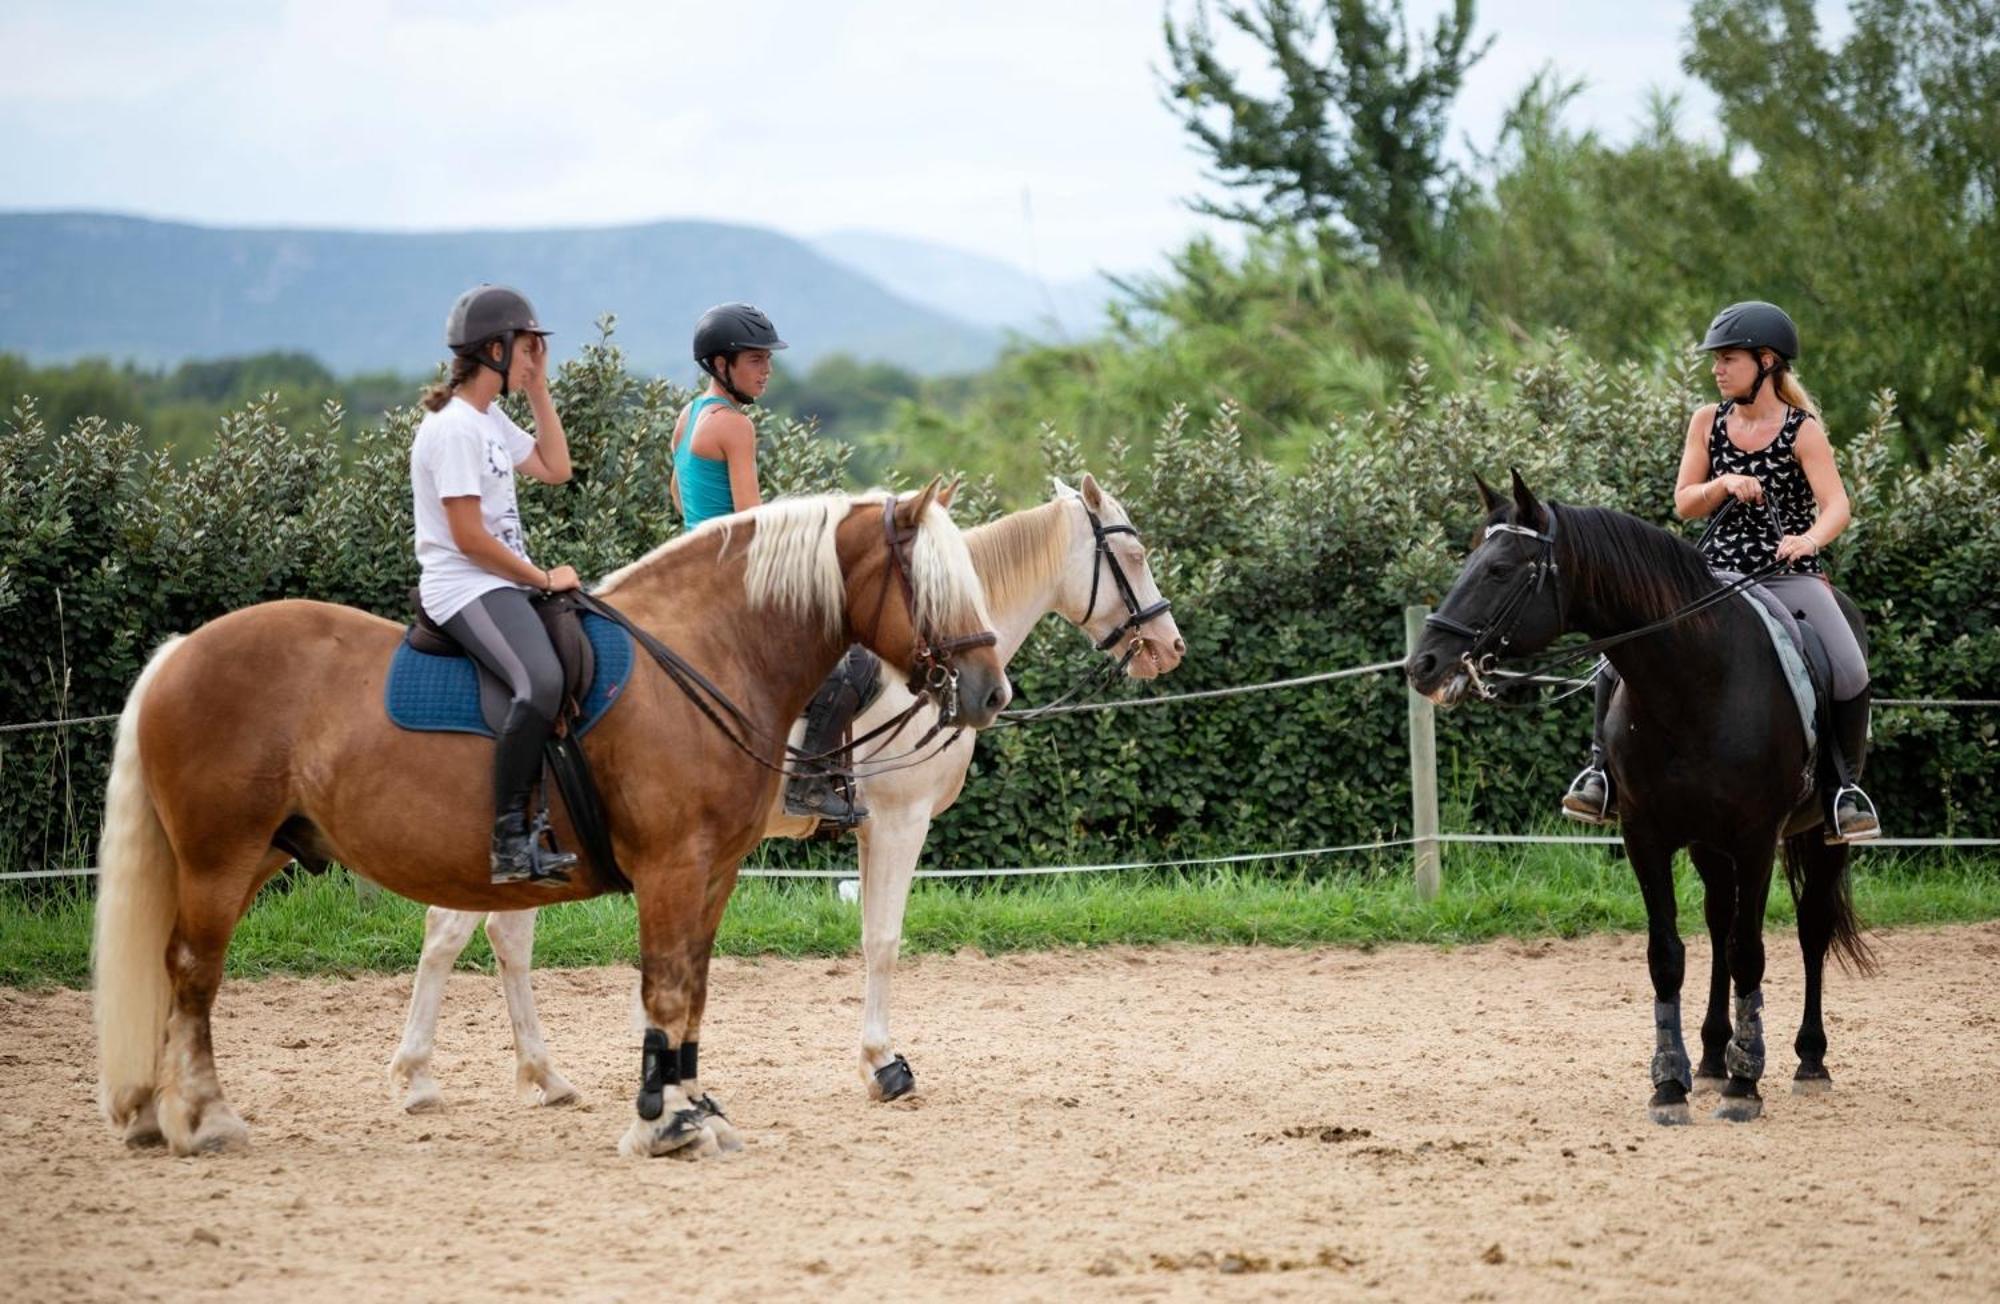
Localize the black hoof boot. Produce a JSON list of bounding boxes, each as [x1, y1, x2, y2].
[[874, 1054, 916, 1101], [1648, 1081, 1692, 1126], [1713, 1078, 1764, 1122]]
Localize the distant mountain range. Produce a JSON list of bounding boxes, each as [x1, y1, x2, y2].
[[0, 212, 1118, 378], [809, 230, 1120, 341]]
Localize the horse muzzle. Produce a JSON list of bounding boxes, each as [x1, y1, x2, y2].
[[944, 664, 1011, 729]]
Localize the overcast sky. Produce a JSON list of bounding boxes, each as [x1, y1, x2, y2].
[[0, 1, 1851, 282]]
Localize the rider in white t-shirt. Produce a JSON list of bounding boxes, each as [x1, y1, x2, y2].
[[410, 284, 582, 885]]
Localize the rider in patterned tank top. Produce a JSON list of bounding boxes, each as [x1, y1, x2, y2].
[[1561, 301, 1881, 843]]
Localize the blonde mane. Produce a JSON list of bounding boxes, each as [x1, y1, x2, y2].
[[594, 491, 989, 642], [964, 499, 1071, 616]]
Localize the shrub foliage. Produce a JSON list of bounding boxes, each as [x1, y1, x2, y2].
[[2, 326, 1992, 875]]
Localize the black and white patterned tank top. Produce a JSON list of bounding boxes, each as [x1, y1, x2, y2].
[[1698, 401, 1821, 575]]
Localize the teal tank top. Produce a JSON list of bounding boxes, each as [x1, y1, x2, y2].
[[674, 394, 740, 529]]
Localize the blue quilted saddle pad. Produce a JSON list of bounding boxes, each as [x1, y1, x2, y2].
[[385, 612, 635, 738]]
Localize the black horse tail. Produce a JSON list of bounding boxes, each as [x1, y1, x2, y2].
[[1782, 830, 1879, 977]]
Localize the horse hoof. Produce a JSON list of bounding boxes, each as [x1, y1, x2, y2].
[[669, 1124, 722, 1161], [402, 1084, 446, 1115], [618, 1108, 707, 1159], [873, 1054, 916, 1102], [1712, 1082, 1763, 1123], [1648, 1082, 1692, 1126], [1792, 1068, 1834, 1096], [122, 1097, 166, 1149], [186, 1109, 251, 1156], [691, 1097, 744, 1153]]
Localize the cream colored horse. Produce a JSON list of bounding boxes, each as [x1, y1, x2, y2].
[[388, 474, 1185, 1111]]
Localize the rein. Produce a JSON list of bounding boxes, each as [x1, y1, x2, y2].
[[993, 504, 1172, 727], [1426, 500, 1792, 702], [577, 499, 997, 784]]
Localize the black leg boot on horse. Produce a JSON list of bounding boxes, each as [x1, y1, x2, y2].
[[785, 646, 878, 829], [1822, 686, 1880, 844], [1561, 662, 1619, 825], [490, 701, 578, 885]]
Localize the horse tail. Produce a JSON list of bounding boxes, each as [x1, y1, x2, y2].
[[93, 635, 186, 1127], [1782, 828, 1878, 977]]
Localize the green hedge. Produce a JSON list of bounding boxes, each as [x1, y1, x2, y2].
[[2, 327, 1993, 875]]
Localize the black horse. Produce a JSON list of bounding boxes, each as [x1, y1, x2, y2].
[[1405, 471, 1876, 1125]]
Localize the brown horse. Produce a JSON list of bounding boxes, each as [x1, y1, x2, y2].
[[93, 483, 1008, 1159]]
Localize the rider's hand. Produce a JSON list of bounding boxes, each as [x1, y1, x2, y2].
[[1775, 534, 1818, 564], [521, 333, 550, 394], [1718, 474, 1763, 503], [542, 564, 581, 592]]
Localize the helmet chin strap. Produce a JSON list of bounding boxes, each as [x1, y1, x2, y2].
[[703, 354, 756, 406], [471, 332, 518, 397], [1735, 350, 1780, 405]]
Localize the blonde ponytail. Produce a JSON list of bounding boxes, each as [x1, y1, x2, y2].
[[1774, 365, 1821, 421]]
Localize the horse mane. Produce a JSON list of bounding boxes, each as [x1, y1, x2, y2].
[[1555, 505, 1722, 628], [964, 500, 1070, 615], [595, 491, 989, 641]]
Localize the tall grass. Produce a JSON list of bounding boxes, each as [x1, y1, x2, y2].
[[6, 844, 1998, 989]]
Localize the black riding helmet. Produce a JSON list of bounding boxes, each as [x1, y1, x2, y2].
[[446, 284, 551, 398], [692, 303, 787, 405], [1699, 301, 1798, 404]]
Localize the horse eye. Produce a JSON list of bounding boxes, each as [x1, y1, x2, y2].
[[1487, 563, 1514, 583]]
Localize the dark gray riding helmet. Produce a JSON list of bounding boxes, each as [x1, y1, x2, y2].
[[692, 303, 786, 404], [1699, 301, 1799, 360], [446, 284, 551, 395], [1699, 301, 1798, 403]]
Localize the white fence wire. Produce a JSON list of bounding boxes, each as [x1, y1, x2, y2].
[[4, 625, 1993, 884]]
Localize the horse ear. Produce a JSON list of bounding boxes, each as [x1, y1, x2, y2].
[[938, 476, 961, 509], [1509, 467, 1545, 528], [1080, 472, 1105, 510], [1051, 474, 1076, 499], [895, 476, 944, 529], [1474, 472, 1501, 515]]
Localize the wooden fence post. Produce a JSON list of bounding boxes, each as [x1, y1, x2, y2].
[[1404, 605, 1441, 901]]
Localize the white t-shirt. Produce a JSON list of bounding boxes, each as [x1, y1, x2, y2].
[[409, 396, 539, 623]]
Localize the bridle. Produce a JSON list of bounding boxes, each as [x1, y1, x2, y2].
[[581, 496, 998, 783], [1423, 499, 1794, 703], [873, 496, 998, 722], [994, 501, 1175, 726], [1081, 504, 1174, 653], [1422, 510, 1565, 700]]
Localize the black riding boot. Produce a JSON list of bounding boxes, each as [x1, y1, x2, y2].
[[785, 646, 876, 827], [1823, 688, 1881, 845], [491, 702, 577, 884], [1561, 662, 1618, 826]]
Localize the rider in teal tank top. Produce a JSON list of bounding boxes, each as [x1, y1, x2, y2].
[[675, 303, 872, 829], [673, 394, 740, 528], [671, 303, 787, 528]]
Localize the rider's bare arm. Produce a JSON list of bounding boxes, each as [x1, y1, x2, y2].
[[1791, 416, 1850, 553]]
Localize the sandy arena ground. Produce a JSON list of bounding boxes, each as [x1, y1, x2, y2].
[[3, 921, 1997, 1302]]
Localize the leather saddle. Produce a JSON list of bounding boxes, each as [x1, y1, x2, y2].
[[406, 587, 596, 735]]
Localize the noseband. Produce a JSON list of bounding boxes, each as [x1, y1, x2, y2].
[[1423, 507, 1563, 697], [1082, 505, 1174, 652], [876, 497, 998, 714]]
